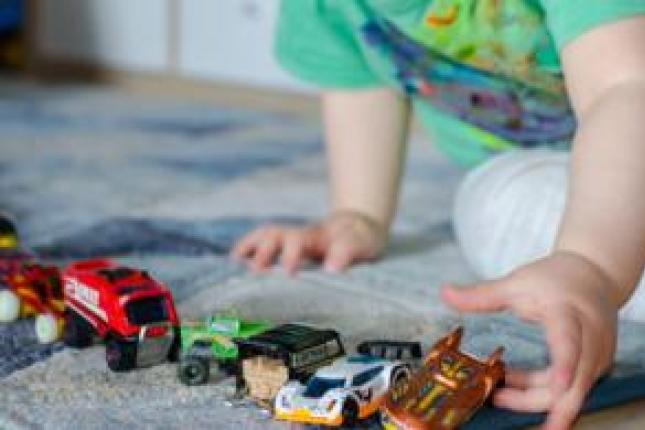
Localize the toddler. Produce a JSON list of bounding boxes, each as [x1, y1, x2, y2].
[[233, 1, 645, 428]]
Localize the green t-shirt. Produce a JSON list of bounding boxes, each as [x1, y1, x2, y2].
[[275, 0, 645, 165]]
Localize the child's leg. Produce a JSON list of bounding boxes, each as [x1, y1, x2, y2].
[[453, 149, 645, 322]]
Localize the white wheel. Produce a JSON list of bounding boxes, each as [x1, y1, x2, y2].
[[35, 313, 61, 343], [0, 290, 20, 322]]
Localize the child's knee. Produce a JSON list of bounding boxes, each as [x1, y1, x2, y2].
[[453, 149, 570, 279]]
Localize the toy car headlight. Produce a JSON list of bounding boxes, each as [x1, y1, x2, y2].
[[280, 394, 291, 409], [326, 399, 337, 412]]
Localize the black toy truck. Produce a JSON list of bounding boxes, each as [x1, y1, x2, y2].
[[236, 323, 345, 381]]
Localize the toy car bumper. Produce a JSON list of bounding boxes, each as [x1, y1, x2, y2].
[[275, 408, 342, 426], [136, 322, 175, 367]]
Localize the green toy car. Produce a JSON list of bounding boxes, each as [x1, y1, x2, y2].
[[178, 315, 272, 385]]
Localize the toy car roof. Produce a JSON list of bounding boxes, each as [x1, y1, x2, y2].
[[65, 259, 165, 295], [238, 323, 342, 353], [313, 355, 389, 379]]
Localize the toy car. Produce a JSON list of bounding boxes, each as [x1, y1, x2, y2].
[[62, 259, 181, 372], [0, 262, 65, 343], [380, 327, 505, 430], [237, 323, 346, 381], [0, 248, 34, 278], [177, 315, 273, 385], [275, 354, 411, 427], [0, 213, 19, 249]]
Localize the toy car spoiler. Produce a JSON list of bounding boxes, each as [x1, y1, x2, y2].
[[357, 340, 423, 361], [425, 326, 504, 365]]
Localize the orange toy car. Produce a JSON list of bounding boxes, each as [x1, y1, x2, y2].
[[381, 327, 504, 430]]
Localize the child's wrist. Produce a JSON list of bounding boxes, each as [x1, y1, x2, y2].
[[551, 248, 624, 310], [329, 208, 389, 232]]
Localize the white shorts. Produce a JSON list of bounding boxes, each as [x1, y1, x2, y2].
[[453, 149, 645, 322]]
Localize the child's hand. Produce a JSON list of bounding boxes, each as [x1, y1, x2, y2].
[[231, 211, 388, 275], [442, 251, 619, 430]]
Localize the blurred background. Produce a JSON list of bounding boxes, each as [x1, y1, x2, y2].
[[3, 0, 316, 111], [0, 0, 23, 69]]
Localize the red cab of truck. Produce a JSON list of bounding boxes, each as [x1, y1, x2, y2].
[[62, 258, 180, 371]]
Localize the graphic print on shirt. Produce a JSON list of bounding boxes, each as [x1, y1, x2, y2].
[[360, 0, 576, 147]]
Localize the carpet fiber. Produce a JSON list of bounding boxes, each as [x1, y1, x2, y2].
[[1, 82, 645, 429]]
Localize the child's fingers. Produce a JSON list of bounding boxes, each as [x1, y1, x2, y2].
[[230, 230, 262, 260], [281, 231, 306, 275], [301, 225, 327, 259], [504, 368, 552, 390], [323, 239, 358, 273], [250, 233, 283, 272], [543, 330, 596, 430], [440, 280, 510, 313], [544, 308, 582, 396], [493, 386, 553, 412]]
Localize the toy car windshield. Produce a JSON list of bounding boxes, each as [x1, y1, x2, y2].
[[208, 317, 240, 334], [125, 296, 170, 325], [303, 377, 346, 398]]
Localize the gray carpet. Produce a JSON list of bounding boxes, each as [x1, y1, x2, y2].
[[1, 82, 645, 429]]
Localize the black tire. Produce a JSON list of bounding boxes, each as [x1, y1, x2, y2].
[[167, 327, 181, 363], [341, 399, 359, 427], [106, 338, 137, 372], [178, 356, 210, 386], [63, 311, 94, 348]]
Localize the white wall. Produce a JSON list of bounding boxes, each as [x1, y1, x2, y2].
[[35, 0, 309, 91], [177, 0, 306, 91], [37, 0, 170, 72]]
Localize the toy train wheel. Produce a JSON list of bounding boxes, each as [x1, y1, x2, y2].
[[106, 338, 137, 372], [35, 313, 61, 344], [0, 290, 20, 322], [63, 311, 94, 348], [178, 356, 211, 386], [341, 399, 359, 427]]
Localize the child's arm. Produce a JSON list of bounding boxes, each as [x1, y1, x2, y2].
[[557, 15, 645, 307], [443, 16, 645, 430], [232, 87, 410, 274]]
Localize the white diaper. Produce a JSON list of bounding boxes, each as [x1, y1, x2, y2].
[[453, 149, 645, 323]]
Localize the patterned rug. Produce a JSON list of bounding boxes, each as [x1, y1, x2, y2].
[[1, 82, 645, 429]]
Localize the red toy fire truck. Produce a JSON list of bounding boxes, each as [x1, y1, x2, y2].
[[0, 261, 65, 343], [62, 259, 181, 372]]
